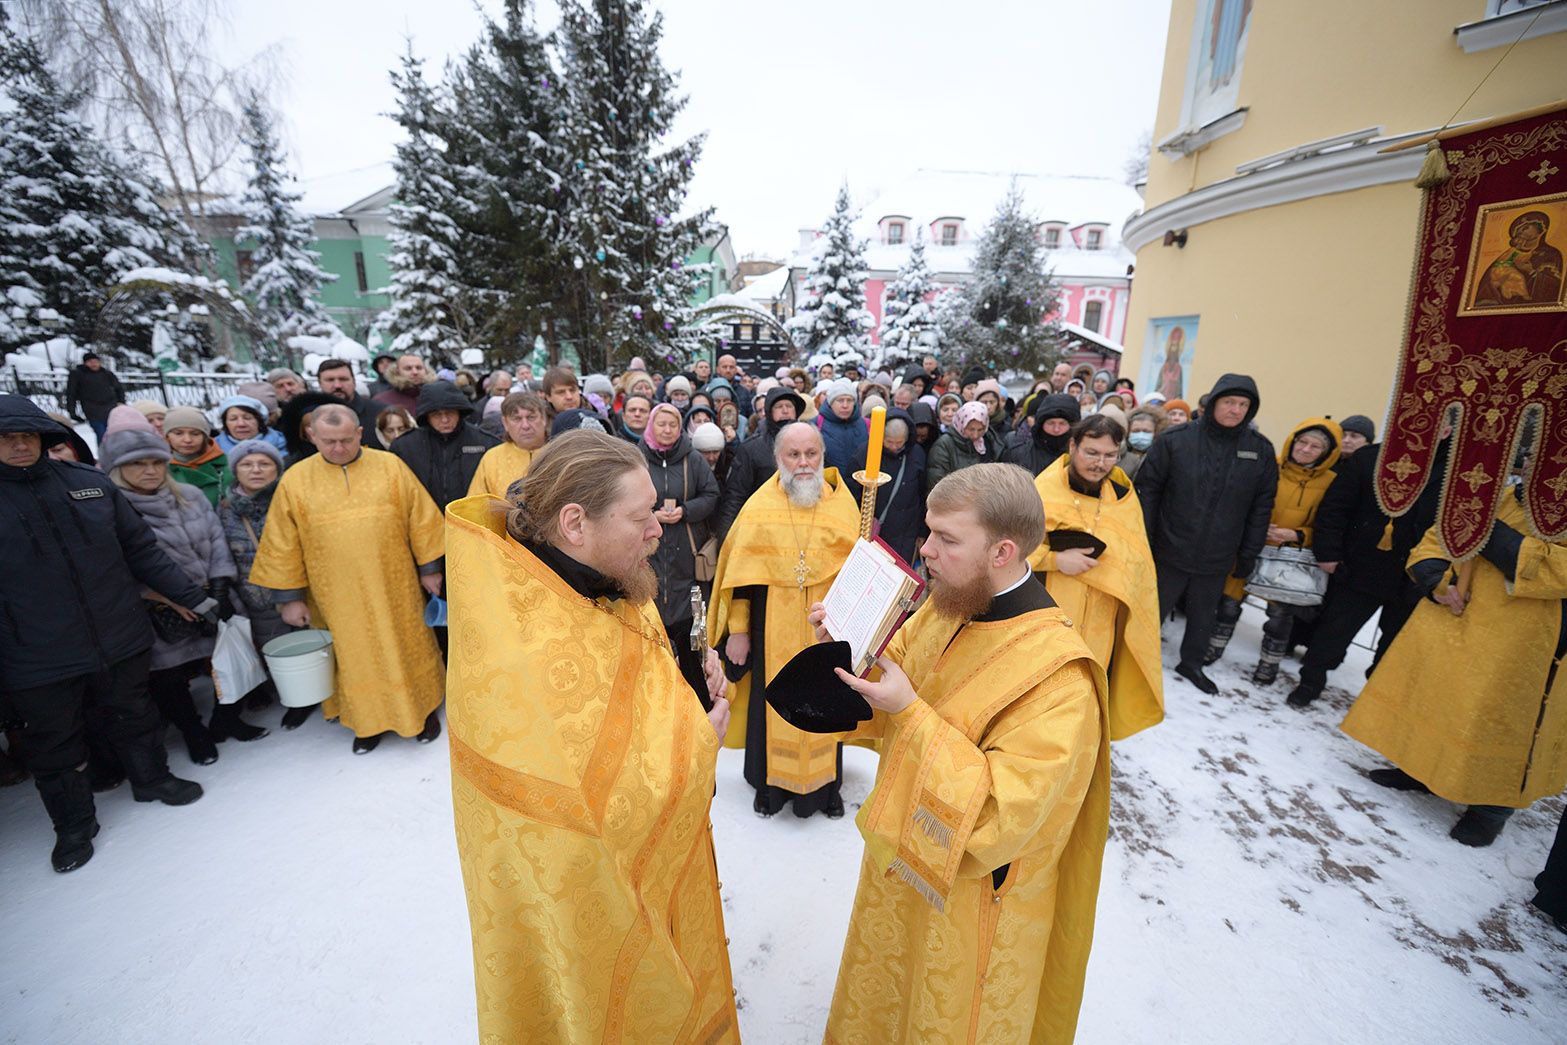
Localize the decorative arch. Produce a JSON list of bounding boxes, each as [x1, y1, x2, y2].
[[93, 269, 269, 357]]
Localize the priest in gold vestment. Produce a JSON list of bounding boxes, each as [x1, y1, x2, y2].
[[249, 405, 446, 751], [1029, 414, 1164, 740], [445, 431, 738, 1044], [709, 423, 861, 818], [466, 390, 547, 498], [811, 463, 1111, 1044]]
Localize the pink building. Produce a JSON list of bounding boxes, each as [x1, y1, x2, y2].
[[789, 169, 1141, 357]]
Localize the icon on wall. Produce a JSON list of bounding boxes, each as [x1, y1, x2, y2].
[[1138, 316, 1199, 402]]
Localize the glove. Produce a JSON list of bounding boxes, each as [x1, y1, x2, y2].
[[1478, 522, 1524, 583], [1408, 558, 1449, 600], [1232, 556, 1257, 580], [207, 579, 236, 622]]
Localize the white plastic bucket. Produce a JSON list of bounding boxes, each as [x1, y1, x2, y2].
[[261, 629, 336, 708]]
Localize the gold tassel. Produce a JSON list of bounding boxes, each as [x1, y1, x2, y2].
[[1377, 520, 1395, 552], [1414, 139, 1451, 188], [912, 806, 955, 849], [888, 858, 947, 912]]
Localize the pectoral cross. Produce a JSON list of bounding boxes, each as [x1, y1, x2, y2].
[[793, 551, 811, 590]]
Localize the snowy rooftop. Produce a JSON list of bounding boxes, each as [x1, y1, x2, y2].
[[737, 265, 791, 301], [1059, 321, 1125, 355], [791, 169, 1143, 281]]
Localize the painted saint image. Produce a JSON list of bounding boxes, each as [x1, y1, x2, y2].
[[1469, 209, 1565, 311], [1159, 326, 1187, 400]]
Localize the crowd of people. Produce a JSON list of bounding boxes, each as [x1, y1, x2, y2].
[[3, 345, 1563, 1037]]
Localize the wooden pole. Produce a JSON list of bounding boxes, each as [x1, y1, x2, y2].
[[1377, 99, 1567, 153]]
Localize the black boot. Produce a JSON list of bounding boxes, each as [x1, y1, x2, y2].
[[1252, 634, 1289, 687], [181, 724, 219, 766], [352, 733, 383, 755], [1451, 805, 1514, 847], [1285, 683, 1321, 709], [1368, 767, 1430, 793], [36, 769, 99, 873], [150, 671, 218, 765], [1175, 661, 1219, 695], [120, 735, 204, 806], [1205, 597, 1243, 666], [280, 703, 318, 730], [245, 681, 276, 713], [416, 712, 441, 744], [1, 744, 29, 787], [209, 701, 270, 743]]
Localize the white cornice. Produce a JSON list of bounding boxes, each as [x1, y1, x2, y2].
[[1456, 3, 1567, 53], [1123, 131, 1429, 253]]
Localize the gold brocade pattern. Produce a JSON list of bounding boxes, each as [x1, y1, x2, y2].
[[247, 449, 445, 736], [1341, 495, 1567, 807], [466, 441, 535, 499], [708, 469, 861, 790], [444, 495, 737, 1045], [1029, 457, 1164, 741], [825, 603, 1111, 1045]]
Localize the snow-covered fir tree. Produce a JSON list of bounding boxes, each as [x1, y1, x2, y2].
[[552, 0, 715, 372], [877, 235, 941, 366], [942, 181, 1061, 374], [378, 46, 472, 365], [0, 23, 207, 362], [787, 185, 874, 361], [235, 97, 338, 358]]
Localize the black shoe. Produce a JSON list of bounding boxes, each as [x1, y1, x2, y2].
[[209, 702, 270, 743], [131, 775, 204, 805], [824, 792, 845, 819], [1175, 662, 1219, 695], [1285, 684, 1320, 709], [89, 768, 125, 793], [245, 685, 276, 712], [1251, 662, 1280, 687], [416, 712, 442, 744], [1367, 767, 1430, 793], [752, 791, 775, 818], [52, 821, 100, 873], [280, 704, 317, 730], [1450, 805, 1512, 848], [352, 733, 383, 755], [181, 726, 218, 766]]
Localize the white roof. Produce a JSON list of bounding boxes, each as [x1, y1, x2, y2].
[[737, 266, 791, 300], [1058, 321, 1124, 355], [791, 168, 1142, 281]]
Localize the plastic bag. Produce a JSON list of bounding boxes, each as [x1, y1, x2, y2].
[[211, 617, 267, 705]]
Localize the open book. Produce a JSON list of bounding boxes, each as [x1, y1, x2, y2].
[[821, 537, 926, 676]]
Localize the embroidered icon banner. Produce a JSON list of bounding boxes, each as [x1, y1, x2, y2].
[[1376, 107, 1567, 560]]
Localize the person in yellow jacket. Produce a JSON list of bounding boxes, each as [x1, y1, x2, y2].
[[465, 391, 547, 498], [1207, 417, 1343, 684], [1342, 482, 1567, 847]]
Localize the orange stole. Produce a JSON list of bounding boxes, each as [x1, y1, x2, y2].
[[708, 469, 860, 792], [444, 495, 737, 1045]]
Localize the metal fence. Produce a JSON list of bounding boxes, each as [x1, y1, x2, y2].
[[2, 367, 263, 415]]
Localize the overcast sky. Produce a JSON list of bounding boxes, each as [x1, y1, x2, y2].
[[227, 0, 1174, 259]]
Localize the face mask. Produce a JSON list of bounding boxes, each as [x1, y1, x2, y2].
[[1128, 431, 1154, 451]]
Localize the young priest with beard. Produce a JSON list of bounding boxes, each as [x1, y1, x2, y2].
[[1029, 413, 1165, 740], [444, 431, 738, 1044], [808, 463, 1111, 1043]]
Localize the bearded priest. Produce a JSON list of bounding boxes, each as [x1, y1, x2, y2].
[[709, 422, 861, 818], [444, 430, 738, 1045], [810, 462, 1111, 1044], [1029, 413, 1164, 740]]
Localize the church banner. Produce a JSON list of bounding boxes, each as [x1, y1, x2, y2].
[[1375, 107, 1567, 560]]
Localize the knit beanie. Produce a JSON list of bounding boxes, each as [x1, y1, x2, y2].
[[975, 378, 1005, 403], [822, 378, 858, 405], [225, 438, 285, 473], [664, 375, 693, 398], [163, 406, 212, 436], [1163, 399, 1191, 416], [129, 400, 167, 420], [237, 382, 280, 414], [1340, 414, 1376, 441], [583, 374, 615, 399], [99, 429, 172, 471], [861, 395, 887, 417], [691, 422, 726, 452], [960, 366, 987, 390], [218, 394, 268, 425], [105, 404, 157, 437]]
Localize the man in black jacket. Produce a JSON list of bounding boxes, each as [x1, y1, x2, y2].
[[714, 386, 807, 545], [1, 395, 212, 873], [390, 380, 499, 511], [1134, 374, 1277, 694], [1001, 393, 1080, 475], [63, 352, 125, 441], [1288, 435, 1449, 707]]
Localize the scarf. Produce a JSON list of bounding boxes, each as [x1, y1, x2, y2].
[[954, 401, 991, 454], [643, 403, 683, 451]]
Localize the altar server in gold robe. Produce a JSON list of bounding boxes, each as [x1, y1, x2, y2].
[[249, 404, 446, 752], [1343, 483, 1567, 848], [1029, 413, 1164, 740], [466, 390, 547, 498], [811, 462, 1111, 1044], [709, 422, 861, 818], [445, 431, 738, 1045]]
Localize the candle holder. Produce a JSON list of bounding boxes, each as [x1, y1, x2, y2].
[[852, 470, 892, 541]]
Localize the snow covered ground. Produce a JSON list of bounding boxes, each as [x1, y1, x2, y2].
[[2, 603, 1563, 1043]]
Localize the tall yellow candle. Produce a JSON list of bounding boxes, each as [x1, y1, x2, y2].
[[865, 406, 886, 480]]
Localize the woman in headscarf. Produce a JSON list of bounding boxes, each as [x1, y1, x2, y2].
[[215, 394, 286, 454], [924, 400, 1002, 493]]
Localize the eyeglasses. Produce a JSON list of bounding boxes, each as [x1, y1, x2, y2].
[[1076, 450, 1119, 463]]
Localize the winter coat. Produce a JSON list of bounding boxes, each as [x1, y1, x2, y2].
[[715, 387, 807, 545], [925, 427, 1003, 495], [1265, 419, 1343, 546], [390, 380, 500, 510], [1133, 373, 1278, 576], [873, 407, 927, 563], [641, 431, 720, 627], [119, 481, 236, 670], [0, 397, 207, 689], [169, 440, 228, 508], [1312, 440, 1448, 597], [817, 407, 869, 494], [64, 364, 125, 421]]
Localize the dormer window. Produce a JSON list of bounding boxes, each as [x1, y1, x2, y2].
[[887, 222, 905, 245], [931, 217, 964, 246], [941, 223, 958, 246], [1043, 226, 1062, 250], [1085, 229, 1102, 250]]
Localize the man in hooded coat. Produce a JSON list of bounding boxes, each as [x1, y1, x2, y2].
[[390, 380, 500, 511], [1002, 393, 1081, 476]]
